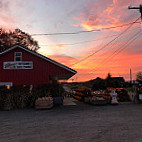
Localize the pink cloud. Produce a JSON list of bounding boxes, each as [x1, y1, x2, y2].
[[73, 0, 141, 30], [48, 54, 78, 67], [0, 0, 36, 30]]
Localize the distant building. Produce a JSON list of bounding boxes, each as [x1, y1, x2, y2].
[[0, 45, 77, 87], [112, 77, 125, 87], [112, 77, 125, 82]]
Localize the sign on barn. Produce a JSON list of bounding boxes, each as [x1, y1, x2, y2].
[[3, 61, 33, 69]]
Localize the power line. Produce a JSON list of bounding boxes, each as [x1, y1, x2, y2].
[[92, 32, 141, 73], [82, 29, 142, 72], [40, 34, 117, 46], [39, 26, 140, 47], [39, 14, 140, 47], [92, 30, 141, 72], [70, 17, 140, 66], [31, 21, 140, 36], [108, 31, 141, 62]]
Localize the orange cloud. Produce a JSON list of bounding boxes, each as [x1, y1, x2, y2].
[[48, 54, 78, 68], [56, 44, 65, 49], [113, 0, 117, 5], [82, 24, 94, 30], [69, 43, 142, 82]]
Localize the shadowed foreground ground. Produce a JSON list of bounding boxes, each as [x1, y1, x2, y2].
[[0, 99, 142, 142]]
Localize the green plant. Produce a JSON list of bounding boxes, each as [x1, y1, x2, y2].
[[48, 81, 65, 97], [126, 87, 135, 93], [31, 84, 50, 107]]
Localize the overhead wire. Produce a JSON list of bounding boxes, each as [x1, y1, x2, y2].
[[79, 29, 141, 75], [70, 17, 141, 67], [91, 30, 142, 73], [39, 26, 140, 47], [31, 21, 140, 36], [39, 34, 118, 46]]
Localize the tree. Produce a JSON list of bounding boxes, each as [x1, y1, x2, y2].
[[0, 28, 40, 52], [105, 73, 115, 88], [112, 77, 125, 88], [92, 77, 106, 91], [136, 71, 142, 84]]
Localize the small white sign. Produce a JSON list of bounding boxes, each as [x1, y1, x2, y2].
[[139, 94, 142, 100], [3, 61, 33, 69]]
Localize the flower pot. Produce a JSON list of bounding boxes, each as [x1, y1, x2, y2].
[[53, 96, 64, 106]]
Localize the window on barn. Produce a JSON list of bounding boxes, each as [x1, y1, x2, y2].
[[15, 52, 22, 61]]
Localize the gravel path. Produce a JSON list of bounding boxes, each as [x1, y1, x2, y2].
[[0, 100, 142, 142]]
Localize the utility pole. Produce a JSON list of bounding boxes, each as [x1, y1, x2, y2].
[[130, 68, 132, 85], [128, 4, 142, 19]]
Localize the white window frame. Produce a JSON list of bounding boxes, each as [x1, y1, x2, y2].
[[14, 52, 22, 61]]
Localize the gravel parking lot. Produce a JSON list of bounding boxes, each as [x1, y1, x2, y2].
[[0, 99, 142, 142]]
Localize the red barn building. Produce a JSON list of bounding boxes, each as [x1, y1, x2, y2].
[[0, 45, 77, 87]]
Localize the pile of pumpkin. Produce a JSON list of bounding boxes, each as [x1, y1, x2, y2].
[[72, 87, 92, 101], [72, 87, 110, 103], [115, 88, 131, 102], [72, 87, 131, 103], [107, 88, 131, 102]]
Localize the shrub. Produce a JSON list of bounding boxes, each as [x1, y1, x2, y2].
[[11, 85, 31, 109], [0, 86, 13, 110], [136, 72, 142, 84], [48, 81, 65, 97], [31, 84, 50, 107], [0, 82, 65, 110]]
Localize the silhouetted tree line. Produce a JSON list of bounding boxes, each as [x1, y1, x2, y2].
[[0, 28, 40, 52]]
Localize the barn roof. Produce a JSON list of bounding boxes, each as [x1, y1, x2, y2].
[[0, 45, 77, 76]]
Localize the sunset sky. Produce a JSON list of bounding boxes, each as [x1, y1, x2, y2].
[[0, 0, 142, 82]]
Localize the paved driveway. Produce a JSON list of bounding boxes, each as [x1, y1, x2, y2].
[[0, 100, 142, 142]]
